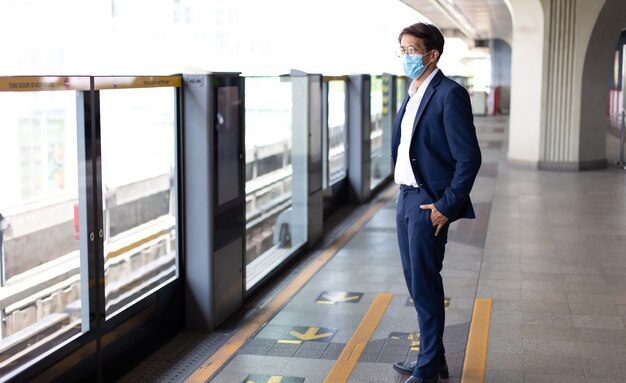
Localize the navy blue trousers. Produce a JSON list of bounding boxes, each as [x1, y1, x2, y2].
[[396, 185, 448, 378]]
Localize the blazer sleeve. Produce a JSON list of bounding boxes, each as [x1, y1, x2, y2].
[[434, 85, 482, 219]]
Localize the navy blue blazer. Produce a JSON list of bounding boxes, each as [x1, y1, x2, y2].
[[392, 70, 482, 222]]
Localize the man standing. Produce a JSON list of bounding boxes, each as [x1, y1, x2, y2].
[[391, 23, 481, 383]]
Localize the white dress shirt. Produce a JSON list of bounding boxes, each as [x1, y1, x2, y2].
[[394, 68, 440, 186]]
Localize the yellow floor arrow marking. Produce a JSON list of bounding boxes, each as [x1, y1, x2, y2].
[[267, 377, 283, 383], [321, 292, 360, 302], [321, 294, 340, 302], [289, 327, 332, 341]]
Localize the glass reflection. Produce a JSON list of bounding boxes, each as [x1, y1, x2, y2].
[[99, 87, 178, 319], [0, 90, 85, 379], [370, 76, 384, 189], [396, 76, 408, 111], [327, 80, 347, 186], [244, 77, 306, 290]]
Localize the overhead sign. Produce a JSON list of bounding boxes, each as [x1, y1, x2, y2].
[[316, 291, 363, 304], [0, 76, 90, 92], [186, 76, 204, 87], [94, 76, 182, 90], [279, 326, 337, 344], [0, 76, 183, 92]]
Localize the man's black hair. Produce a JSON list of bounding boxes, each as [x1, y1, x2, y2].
[[398, 22, 445, 57]]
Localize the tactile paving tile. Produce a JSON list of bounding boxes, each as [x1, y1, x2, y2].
[[117, 332, 229, 383]]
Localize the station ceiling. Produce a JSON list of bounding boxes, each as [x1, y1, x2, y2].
[[400, 0, 512, 45]]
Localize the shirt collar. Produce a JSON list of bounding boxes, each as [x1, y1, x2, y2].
[[408, 68, 439, 97]]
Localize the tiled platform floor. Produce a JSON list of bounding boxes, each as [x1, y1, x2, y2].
[[480, 123, 626, 382], [214, 115, 626, 383], [122, 116, 626, 383], [209, 116, 501, 383]]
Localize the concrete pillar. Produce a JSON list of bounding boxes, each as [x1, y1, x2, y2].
[[506, 0, 626, 170], [504, 0, 545, 166], [540, 0, 578, 168]]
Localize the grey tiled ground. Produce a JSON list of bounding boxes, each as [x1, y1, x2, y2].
[[209, 117, 503, 383], [482, 117, 626, 382], [210, 115, 626, 382]]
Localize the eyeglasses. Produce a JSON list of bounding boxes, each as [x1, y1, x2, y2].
[[395, 46, 420, 58]]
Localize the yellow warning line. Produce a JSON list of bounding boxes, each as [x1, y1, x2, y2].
[[324, 293, 393, 383], [461, 298, 492, 383], [184, 184, 398, 383]]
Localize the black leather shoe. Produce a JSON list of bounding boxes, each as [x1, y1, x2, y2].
[[392, 359, 449, 379], [403, 373, 441, 383]]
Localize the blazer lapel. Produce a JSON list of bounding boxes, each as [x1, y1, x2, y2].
[[396, 95, 410, 123], [393, 95, 410, 145], [411, 70, 444, 136]]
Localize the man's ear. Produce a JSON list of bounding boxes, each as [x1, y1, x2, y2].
[[432, 50, 441, 62]]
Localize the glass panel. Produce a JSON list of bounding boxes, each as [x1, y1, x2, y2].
[[327, 80, 347, 186], [216, 86, 241, 206], [244, 77, 306, 290], [396, 76, 407, 111], [99, 87, 178, 319], [379, 75, 393, 182], [0, 91, 86, 378], [370, 75, 384, 189]]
